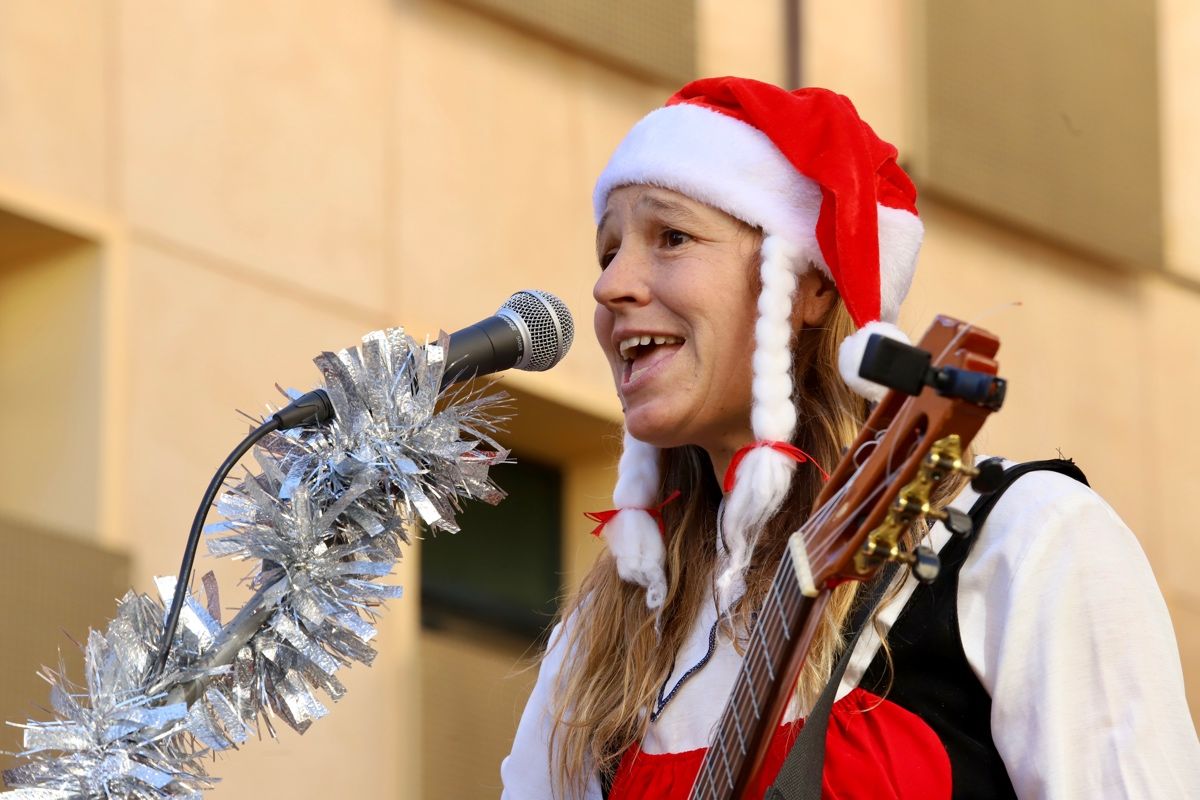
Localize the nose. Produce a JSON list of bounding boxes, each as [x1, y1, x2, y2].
[[593, 242, 651, 311]]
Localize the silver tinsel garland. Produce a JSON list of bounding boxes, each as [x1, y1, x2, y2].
[[3, 329, 510, 798]]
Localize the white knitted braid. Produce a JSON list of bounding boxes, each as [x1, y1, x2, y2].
[[605, 430, 668, 608], [717, 235, 802, 609]]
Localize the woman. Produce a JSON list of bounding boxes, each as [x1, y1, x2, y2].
[[501, 77, 1199, 798]]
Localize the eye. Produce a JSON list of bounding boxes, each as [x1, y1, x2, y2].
[[663, 229, 691, 248], [598, 249, 617, 270]]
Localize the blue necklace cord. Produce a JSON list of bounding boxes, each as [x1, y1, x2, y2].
[[651, 616, 721, 722], [650, 498, 731, 723]]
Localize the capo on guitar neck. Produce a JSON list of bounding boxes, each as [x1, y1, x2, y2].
[[858, 333, 1007, 409]]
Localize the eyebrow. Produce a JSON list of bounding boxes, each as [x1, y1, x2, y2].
[[594, 191, 706, 253], [595, 211, 613, 254], [638, 193, 703, 226]]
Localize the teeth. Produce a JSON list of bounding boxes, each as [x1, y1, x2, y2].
[[618, 334, 683, 360]]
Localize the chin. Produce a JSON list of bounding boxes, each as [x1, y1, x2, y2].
[[623, 404, 693, 450]]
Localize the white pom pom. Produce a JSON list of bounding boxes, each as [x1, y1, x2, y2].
[[717, 445, 796, 610], [613, 432, 659, 507], [604, 430, 667, 607], [713, 235, 803, 609], [838, 320, 910, 402], [604, 508, 668, 609]]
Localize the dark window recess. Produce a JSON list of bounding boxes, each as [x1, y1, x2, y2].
[[420, 459, 562, 640]]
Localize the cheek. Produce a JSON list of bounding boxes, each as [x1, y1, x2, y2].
[[703, 276, 758, 399], [593, 305, 617, 363]]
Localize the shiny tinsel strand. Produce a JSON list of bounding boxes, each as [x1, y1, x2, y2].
[[3, 329, 510, 798]]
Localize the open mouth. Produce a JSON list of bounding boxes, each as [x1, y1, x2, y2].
[[618, 335, 685, 386]]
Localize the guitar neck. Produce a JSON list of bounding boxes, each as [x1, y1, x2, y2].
[[687, 315, 1004, 799], [689, 550, 828, 799]]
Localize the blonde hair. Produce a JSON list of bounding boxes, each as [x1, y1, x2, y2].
[[548, 296, 871, 796]]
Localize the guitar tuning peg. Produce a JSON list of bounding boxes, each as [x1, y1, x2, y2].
[[942, 507, 974, 538], [927, 506, 974, 538], [968, 457, 1006, 494], [907, 545, 940, 584]]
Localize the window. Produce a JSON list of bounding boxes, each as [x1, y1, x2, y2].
[[421, 458, 563, 640]]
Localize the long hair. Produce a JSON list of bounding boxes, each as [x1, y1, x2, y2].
[[547, 292, 873, 796]]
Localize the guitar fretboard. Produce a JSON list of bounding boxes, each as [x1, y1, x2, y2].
[[689, 546, 820, 799]]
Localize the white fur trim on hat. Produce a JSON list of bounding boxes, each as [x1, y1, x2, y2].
[[876, 205, 923, 323], [593, 103, 926, 312], [594, 104, 828, 279], [838, 320, 910, 402]]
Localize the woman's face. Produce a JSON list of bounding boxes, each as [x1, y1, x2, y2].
[[593, 185, 760, 454]]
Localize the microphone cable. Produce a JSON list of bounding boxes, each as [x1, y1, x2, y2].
[[148, 289, 573, 681], [149, 390, 334, 680]]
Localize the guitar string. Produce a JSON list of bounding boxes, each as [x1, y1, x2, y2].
[[692, 329, 986, 793], [695, 484, 858, 788], [701, 414, 952, 793], [693, 482, 847, 794], [658, 477, 853, 736], [698, 468, 875, 785], [701, 446, 903, 770], [655, 477, 854, 726], [697, 456, 914, 793], [695, 551, 808, 795], [690, 484, 846, 796]]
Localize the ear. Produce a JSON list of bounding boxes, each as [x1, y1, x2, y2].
[[793, 266, 837, 328]]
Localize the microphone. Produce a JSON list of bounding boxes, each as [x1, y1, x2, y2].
[[272, 290, 575, 429], [153, 290, 574, 678], [441, 289, 576, 388]]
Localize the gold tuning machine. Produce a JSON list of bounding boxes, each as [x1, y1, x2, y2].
[[921, 434, 970, 477], [854, 434, 977, 582], [924, 440, 1006, 495]]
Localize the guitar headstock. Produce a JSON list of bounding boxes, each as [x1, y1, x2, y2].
[[804, 316, 1006, 588]]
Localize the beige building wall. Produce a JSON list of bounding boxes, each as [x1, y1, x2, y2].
[[0, 1, 1196, 799], [0, 0, 650, 796], [806, 0, 1200, 720]]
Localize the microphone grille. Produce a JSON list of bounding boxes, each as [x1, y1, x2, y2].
[[500, 290, 575, 371]]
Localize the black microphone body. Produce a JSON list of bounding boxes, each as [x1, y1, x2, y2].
[[276, 290, 574, 427], [155, 290, 573, 675], [441, 314, 525, 388], [439, 289, 574, 389]]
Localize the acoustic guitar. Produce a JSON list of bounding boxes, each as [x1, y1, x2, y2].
[[689, 315, 1007, 798]]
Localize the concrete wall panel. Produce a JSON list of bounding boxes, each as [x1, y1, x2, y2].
[[0, 241, 102, 541], [0, 1, 109, 208], [1146, 279, 1200, 606], [393, 0, 654, 418], [118, 239, 414, 798], [802, 0, 913, 153], [696, 0, 785, 85], [1160, 0, 1200, 282], [119, 0, 393, 312]]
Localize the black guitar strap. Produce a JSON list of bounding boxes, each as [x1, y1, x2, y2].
[[762, 561, 898, 800], [766, 458, 1087, 800]]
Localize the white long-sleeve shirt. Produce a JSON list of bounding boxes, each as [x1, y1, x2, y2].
[[502, 467, 1200, 798]]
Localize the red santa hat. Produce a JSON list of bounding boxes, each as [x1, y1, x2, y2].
[[592, 77, 923, 609]]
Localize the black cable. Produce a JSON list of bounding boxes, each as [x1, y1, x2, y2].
[[149, 389, 334, 681], [149, 418, 279, 679]]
